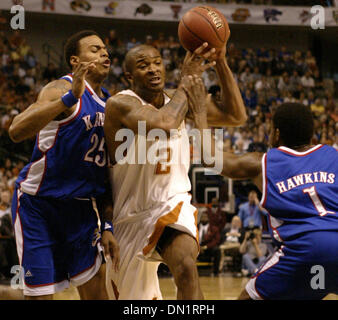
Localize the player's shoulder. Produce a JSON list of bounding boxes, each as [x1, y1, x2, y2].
[[43, 78, 72, 92], [164, 88, 176, 99], [37, 79, 72, 101], [106, 90, 142, 114]]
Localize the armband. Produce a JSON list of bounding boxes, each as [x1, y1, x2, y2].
[[101, 221, 114, 234], [61, 90, 78, 108]]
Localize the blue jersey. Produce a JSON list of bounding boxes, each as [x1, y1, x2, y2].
[[16, 74, 110, 200], [261, 144, 338, 243]]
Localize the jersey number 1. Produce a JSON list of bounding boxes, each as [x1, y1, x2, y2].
[[303, 186, 335, 216]]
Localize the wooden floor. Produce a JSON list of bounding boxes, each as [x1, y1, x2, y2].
[[1, 275, 337, 300], [5, 275, 250, 300]]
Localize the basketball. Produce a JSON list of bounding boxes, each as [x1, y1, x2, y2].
[[178, 6, 230, 53]]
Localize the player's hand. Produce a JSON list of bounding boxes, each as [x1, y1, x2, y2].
[[101, 231, 120, 272], [182, 75, 208, 118], [72, 60, 98, 99], [208, 41, 228, 62], [181, 42, 217, 77]]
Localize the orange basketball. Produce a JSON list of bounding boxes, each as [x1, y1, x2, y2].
[[178, 6, 230, 52]]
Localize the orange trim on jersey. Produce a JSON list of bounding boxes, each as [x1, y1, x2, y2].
[[142, 202, 183, 256], [193, 210, 200, 250]]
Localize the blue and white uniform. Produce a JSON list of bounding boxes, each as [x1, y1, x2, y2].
[[246, 144, 338, 300], [11, 74, 110, 296]]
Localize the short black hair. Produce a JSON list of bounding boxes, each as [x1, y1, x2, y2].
[[64, 30, 100, 69], [272, 103, 314, 148], [123, 44, 159, 74]]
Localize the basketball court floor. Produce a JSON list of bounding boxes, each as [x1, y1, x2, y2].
[[2, 274, 337, 300]]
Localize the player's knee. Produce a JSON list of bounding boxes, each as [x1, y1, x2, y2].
[[173, 255, 198, 286]]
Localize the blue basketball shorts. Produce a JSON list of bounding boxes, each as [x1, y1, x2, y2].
[[11, 187, 104, 296], [246, 231, 338, 300]]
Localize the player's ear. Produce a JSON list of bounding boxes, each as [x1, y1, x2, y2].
[[124, 71, 133, 84], [70, 55, 80, 70], [275, 128, 281, 146]]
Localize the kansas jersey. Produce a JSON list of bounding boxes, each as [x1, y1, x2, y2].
[[16, 74, 110, 199], [261, 144, 338, 243]]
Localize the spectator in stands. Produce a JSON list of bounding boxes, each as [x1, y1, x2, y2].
[[247, 133, 267, 153], [239, 228, 268, 276], [42, 62, 58, 82], [277, 72, 293, 92], [145, 35, 153, 46], [301, 71, 315, 89], [240, 67, 253, 85], [110, 57, 123, 80], [167, 36, 180, 51], [311, 98, 325, 117], [203, 70, 218, 91], [234, 138, 246, 155], [238, 190, 266, 230], [0, 189, 11, 219], [207, 197, 227, 232], [243, 89, 257, 110], [198, 211, 222, 276], [105, 29, 122, 50], [126, 37, 140, 51], [289, 70, 301, 92], [0, 186, 17, 282], [220, 215, 244, 275], [153, 32, 168, 51]]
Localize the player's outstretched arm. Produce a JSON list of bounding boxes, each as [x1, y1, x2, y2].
[[180, 42, 247, 127], [9, 79, 71, 142], [185, 76, 262, 189], [207, 44, 247, 127], [9, 60, 97, 143]]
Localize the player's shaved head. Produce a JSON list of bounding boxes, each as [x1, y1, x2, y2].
[[272, 103, 314, 148], [124, 44, 160, 73]]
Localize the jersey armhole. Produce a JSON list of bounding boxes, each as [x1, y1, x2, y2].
[[260, 153, 268, 207]]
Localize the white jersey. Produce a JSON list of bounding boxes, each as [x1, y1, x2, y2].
[[110, 89, 192, 225]]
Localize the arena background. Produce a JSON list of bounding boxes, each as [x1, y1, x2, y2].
[[0, 0, 337, 300]]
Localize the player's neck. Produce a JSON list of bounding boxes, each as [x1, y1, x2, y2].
[[134, 88, 164, 108], [283, 143, 314, 152], [85, 76, 105, 98]]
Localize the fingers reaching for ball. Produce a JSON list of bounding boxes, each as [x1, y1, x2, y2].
[[191, 42, 216, 61], [181, 42, 217, 77], [180, 75, 208, 117]]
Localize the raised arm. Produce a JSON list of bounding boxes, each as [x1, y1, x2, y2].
[[9, 61, 97, 143], [182, 43, 247, 127], [184, 76, 262, 190], [9, 79, 71, 142]]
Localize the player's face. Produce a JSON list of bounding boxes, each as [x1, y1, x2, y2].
[[130, 48, 165, 92], [77, 35, 110, 78]]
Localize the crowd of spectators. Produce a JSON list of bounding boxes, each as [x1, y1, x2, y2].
[[197, 192, 275, 277], [0, 28, 336, 280], [158, 0, 336, 6], [103, 30, 337, 157]]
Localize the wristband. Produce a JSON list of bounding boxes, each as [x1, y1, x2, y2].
[[101, 221, 114, 234], [61, 90, 78, 108]]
